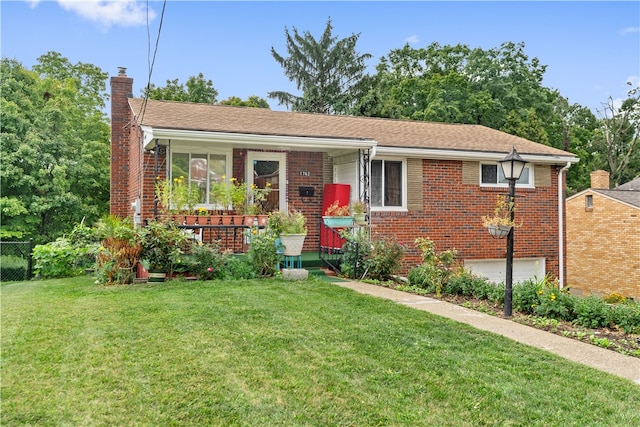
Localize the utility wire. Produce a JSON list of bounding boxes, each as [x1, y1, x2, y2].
[[137, 0, 166, 124]]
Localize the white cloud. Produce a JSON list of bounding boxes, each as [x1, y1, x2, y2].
[[620, 26, 640, 35], [56, 0, 155, 28], [405, 34, 419, 45]]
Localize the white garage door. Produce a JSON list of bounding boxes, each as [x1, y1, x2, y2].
[[463, 258, 545, 284]]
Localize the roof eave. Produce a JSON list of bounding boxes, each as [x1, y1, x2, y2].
[[374, 146, 579, 165], [142, 127, 377, 152]]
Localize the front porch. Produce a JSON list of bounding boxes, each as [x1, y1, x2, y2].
[[176, 219, 351, 274]]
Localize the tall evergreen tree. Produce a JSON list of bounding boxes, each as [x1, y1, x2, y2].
[[269, 18, 372, 114]]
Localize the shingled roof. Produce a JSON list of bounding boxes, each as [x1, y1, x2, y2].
[[129, 98, 575, 159], [595, 177, 640, 208]]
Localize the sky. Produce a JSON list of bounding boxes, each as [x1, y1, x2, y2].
[[2, 1, 639, 114]]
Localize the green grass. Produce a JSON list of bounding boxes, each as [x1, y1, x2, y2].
[[2, 277, 639, 426]]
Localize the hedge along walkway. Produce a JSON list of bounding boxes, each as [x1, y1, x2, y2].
[[335, 280, 640, 385]]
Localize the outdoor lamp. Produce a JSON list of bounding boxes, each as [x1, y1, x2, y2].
[[498, 147, 528, 181], [497, 147, 528, 318]]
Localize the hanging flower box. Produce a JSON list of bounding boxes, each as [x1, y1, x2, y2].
[[323, 216, 353, 228]]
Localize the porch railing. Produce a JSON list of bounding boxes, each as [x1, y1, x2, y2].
[[319, 222, 346, 273], [177, 224, 262, 254]]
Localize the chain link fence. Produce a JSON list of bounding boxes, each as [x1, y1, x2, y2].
[[0, 240, 33, 282]]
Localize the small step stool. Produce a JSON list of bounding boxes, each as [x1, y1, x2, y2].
[[282, 255, 302, 269]]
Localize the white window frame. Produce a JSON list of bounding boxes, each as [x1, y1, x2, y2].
[[169, 148, 233, 209], [370, 157, 407, 212], [246, 151, 287, 212], [479, 162, 534, 189]]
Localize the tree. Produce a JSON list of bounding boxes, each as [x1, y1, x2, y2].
[[591, 86, 640, 186], [0, 54, 110, 242], [218, 95, 270, 108], [143, 73, 218, 104], [355, 42, 550, 131], [269, 17, 372, 114]]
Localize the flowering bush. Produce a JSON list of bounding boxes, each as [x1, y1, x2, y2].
[[191, 241, 229, 280]]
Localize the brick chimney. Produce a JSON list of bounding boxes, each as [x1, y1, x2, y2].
[[590, 170, 610, 189], [110, 67, 134, 217]]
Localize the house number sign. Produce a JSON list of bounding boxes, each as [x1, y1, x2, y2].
[[299, 171, 311, 176]]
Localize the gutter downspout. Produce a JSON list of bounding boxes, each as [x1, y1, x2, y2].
[[558, 162, 571, 288]]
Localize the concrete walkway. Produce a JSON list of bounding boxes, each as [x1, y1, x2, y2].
[[335, 280, 640, 385]]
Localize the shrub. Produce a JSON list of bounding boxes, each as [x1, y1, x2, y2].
[[512, 280, 540, 315], [139, 220, 187, 272], [527, 275, 573, 321], [407, 238, 457, 297], [33, 238, 88, 279], [247, 230, 278, 277], [366, 236, 405, 281], [606, 302, 640, 334], [191, 241, 229, 280], [0, 255, 28, 282], [224, 255, 256, 280], [573, 296, 610, 329], [340, 230, 371, 279]]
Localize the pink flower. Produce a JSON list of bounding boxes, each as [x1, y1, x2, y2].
[[207, 267, 213, 272]]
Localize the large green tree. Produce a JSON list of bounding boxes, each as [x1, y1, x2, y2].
[[269, 18, 372, 114], [355, 42, 550, 137], [0, 54, 110, 242], [143, 72, 219, 104]]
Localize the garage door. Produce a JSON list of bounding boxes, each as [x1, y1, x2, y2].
[[463, 258, 545, 284]]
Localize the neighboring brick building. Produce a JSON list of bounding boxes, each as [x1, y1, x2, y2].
[[111, 69, 578, 281], [566, 171, 640, 298]]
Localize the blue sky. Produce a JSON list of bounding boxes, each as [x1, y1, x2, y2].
[[2, 1, 638, 113]]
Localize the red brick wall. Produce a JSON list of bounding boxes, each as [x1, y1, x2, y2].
[[370, 160, 562, 277], [110, 74, 133, 217], [287, 151, 325, 251]]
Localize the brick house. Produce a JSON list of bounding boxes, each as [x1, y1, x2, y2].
[[110, 68, 578, 281], [566, 170, 640, 298]]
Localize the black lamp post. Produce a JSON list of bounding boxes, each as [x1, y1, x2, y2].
[[498, 147, 528, 318]]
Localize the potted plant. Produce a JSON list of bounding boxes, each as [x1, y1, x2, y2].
[[482, 195, 521, 239], [323, 201, 353, 227], [267, 209, 307, 256], [155, 176, 202, 222], [139, 219, 189, 281], [352, 200, 367, 225]]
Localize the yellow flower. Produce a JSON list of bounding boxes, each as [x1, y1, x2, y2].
[[252, 229, 258, 235], [550, 293, 556, 301]]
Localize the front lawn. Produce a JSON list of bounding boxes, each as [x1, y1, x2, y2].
[[2, 277, 639, 426]]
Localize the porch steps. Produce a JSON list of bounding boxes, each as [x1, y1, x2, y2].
[[306, 267, 346, 283]]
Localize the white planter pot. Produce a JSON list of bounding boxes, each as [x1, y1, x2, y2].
[[279, 234, 306, 256]]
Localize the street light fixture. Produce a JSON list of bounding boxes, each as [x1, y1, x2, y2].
[[498, 147, 528, 318]]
